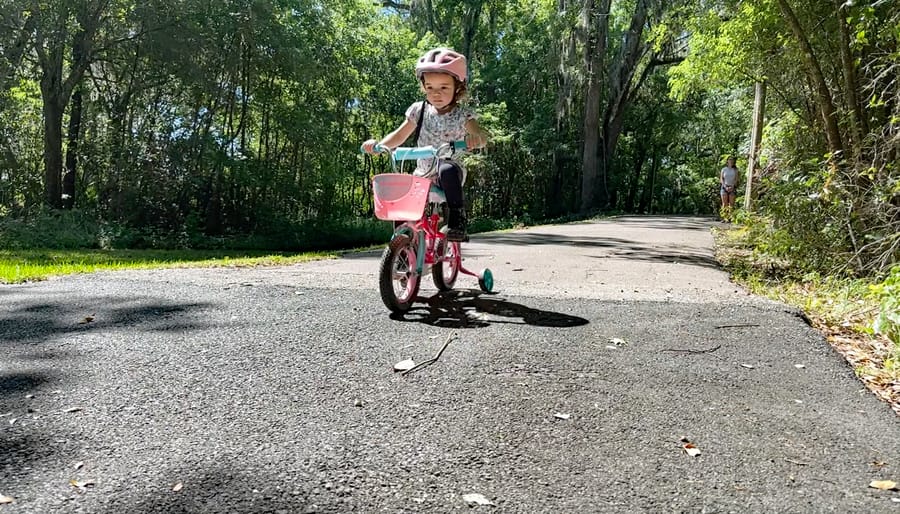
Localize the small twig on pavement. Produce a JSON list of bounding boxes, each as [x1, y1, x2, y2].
[[661, 345, 722, 354], [715, 324, 760, 329], [784, 458, 809, 466], [401, 333, 458, 376]]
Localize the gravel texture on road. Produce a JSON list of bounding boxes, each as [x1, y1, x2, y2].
[[2, 216, 898, 513]]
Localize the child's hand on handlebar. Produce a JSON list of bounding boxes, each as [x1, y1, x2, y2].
[[361, 139, 383, 155], [465, 132, 487, 150]]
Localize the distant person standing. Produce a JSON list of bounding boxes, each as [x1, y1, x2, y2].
[[719, 156, 739, 218]]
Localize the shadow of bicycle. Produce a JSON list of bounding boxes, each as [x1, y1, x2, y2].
[[390, 290, 589, 329]]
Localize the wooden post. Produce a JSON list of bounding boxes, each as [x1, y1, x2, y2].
[[744, 81, 765, 211]]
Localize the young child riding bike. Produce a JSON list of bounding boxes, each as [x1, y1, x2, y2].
[[361, 47, 489, 242]]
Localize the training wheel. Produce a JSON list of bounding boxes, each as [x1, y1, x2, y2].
[[478, 268, 494, 292]]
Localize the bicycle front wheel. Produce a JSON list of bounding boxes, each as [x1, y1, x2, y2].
[[378, 234, 420, 313]]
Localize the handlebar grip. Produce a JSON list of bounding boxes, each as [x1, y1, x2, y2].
[[359, 143, 388, 154]]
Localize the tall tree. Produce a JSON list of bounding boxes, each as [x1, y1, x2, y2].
[[775, 0, 843, 156], [579, 0, 611, 212], [33, 0, 108, 208]]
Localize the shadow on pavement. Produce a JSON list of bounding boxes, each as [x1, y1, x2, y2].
[[593, 247, 720, 268], [109, 465, 317, 514], [0, 299, 215, 344], [603, 215, 716, 231], [1, 298, 216, 480], [474, 232, 720, 269], [0, 371, 52, 398], [0, 430, 59, 472], [391, 290, 589, 328]]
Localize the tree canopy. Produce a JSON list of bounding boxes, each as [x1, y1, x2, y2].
[[1, 0, 897, 273]]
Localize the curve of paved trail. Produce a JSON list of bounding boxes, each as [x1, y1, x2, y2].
[[2, 216, 898, 513]]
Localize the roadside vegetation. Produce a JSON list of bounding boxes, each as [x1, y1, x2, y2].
[[715, 218, 900, 414], [0, 248, 338, 284]]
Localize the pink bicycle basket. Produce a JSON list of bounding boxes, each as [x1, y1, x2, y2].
[[372, 173, 432, 221]]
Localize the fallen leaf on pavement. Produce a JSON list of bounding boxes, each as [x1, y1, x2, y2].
[[869, 480, 898, 491], [683, 443, 701, 457], [74, 461, 84, 470], [393, 359, 415, 372], [0, 494, 14, 504], [462, 493, 495, 506], [64, 407, 83, 413], [78, 315, 95, 324], [740, 364, 755, 369], [70, 479, 95, 492], [172, 482, 183, 492], [607, 337, 627, 346], [554, 413, 570, 420]]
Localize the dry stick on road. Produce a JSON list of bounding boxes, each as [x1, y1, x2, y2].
[[715, 324, 760, 329], [401, 333, 458, 376], [661, 345, 722, 354]]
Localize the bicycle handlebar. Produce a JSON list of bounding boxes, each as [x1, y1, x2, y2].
[[361, 140, 467, 160]]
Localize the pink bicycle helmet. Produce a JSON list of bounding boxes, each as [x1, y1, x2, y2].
[[415, 48, 467, 83]]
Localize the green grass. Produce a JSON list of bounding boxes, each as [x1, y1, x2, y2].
[[0, 249, 339, 284]]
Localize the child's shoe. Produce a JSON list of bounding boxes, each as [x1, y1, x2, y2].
[[447, 208, 469, 242]]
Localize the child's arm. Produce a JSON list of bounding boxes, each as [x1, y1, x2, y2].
[[362, 120, 416, 154], [464, 119, 489, 149]]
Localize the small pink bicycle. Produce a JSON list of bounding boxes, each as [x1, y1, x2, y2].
[[367, 141, 494, 313]]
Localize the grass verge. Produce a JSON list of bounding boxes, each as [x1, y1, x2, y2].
[[713, 224, 899, 415], [0, 249, 339, 284]]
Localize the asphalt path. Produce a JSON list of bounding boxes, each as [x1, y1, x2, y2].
[[1, 215, 898, 513]]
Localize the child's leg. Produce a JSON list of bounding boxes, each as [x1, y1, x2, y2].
[[437, 161, 468, 242], [437, 161, 464, 209]]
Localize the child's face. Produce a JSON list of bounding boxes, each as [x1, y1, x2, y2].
[[421, 72, 457, 109]]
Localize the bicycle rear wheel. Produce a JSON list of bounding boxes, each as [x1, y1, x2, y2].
[[432, 226, 460, 291], [379, 234, 420, 312]]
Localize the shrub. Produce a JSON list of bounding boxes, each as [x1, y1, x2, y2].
[[871, 265, 900, 347]]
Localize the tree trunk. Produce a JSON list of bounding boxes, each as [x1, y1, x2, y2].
[[461, 2, 483, 59], [644, 149, 659, 214], [63, 86, 83, 209], [42, 96, 64, 208], [424, 0, 435, 35], [38, 36, 65, 209], [834, 0, 866, 151], [551, 0, 576, 216], [581, 0, 649, 212], [624, 137, 647, 212], [637, 154, 653, 213], [35, 2, 104, 209], [744, 81, 765, 211], [776, 0, 844, 156], [579, 0, 611, 213], [600, 0, 650, 206]]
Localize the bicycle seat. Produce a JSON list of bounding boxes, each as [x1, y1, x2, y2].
[[428, 184, 447, 204]]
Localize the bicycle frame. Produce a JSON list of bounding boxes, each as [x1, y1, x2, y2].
[[392, 202, 446, 276]]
